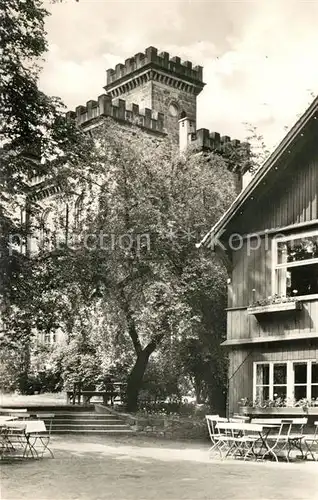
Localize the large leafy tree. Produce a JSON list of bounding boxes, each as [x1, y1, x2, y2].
[[32, 119, 248, 411], [0, 0, 91, 390]]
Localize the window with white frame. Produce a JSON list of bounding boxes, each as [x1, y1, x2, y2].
[[253, 360, 318, 403], [272, 230, 318, 298], [293, 361, 318, 400]]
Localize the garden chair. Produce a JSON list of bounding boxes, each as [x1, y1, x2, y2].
[[25, 420, 54, 459], [303, 421, 318, 461], [206, 415, 231, 459], [2, 423, 28, 457], [258, 419, 295, 462], [229, 417, 250, 423], [232, 414, 250, 422], [215, 422, 260, 461], [35, 413, 55, 435], [285, 418, 307, 460]]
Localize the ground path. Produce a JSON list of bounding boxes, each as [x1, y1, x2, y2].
[[1, 435, 317, 500]]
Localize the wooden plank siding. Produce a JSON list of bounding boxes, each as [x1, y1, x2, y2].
[[227, 301, 318, 341], [229, 237, 272, 311], [228, 348, 253, 413], [228, 145, 318, 236]]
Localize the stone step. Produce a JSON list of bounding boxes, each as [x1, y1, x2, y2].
[[2, 405, 95, 412], [33, 412, 104, 417], [39, 414, 120, 420], [50, 423, 130, 431], [50, 429, 134, 434], [10, 406, 133, 434], [47, 418, 122, 424]]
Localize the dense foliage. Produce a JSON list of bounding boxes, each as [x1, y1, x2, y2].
[[21, 120, 246, 411], [0, 0, 91, 391]]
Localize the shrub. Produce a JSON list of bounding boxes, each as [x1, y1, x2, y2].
[[0, 347, 21, 393]]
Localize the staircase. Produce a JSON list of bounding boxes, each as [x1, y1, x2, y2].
[[44, 411, 133, 434], [2, 404, 134, 435]]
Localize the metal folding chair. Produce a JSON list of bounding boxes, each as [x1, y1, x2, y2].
[[206, 415, 231, 459], [261, 420, 294, 462], [216, 422, 260, 461], [35, 413, 55, 435], [26, 420, 54, 459], [286, 418, 307, 461], [232, 414, 250, 422], [303, 421, 318, 461]]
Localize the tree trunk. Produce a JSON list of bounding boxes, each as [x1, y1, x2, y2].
[[126, 344, 156, 412], [194, 379, 203, 404], [208, 383, 226, 416], [18, 339, 31, 394]]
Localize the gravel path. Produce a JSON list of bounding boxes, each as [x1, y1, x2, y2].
[[1, 435, 317, 500]]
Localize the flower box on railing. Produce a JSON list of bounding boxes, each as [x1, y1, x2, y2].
[[247, 301, 302, 315]]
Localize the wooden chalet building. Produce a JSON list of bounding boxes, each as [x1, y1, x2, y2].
[[199, 96, 318, 418]]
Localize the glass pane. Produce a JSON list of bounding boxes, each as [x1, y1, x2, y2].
[[294, 363, 307, 384], [256, 386, 269, 401], [256, 364, 269, 385], [277, 242, 288, 265], [287, 263, 318, 296], [294, 385, 307, 400], [274, 364, 287, 384], [312, 363, 318, 384], [278, 236, 318, 263], [311, 385, 318, 400], [275, 268, 289, 296], [273, 386, 287, 400]]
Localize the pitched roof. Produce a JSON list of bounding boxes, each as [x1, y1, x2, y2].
[[197, 95, 318, 248]]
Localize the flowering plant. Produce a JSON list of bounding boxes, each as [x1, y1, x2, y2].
[[249, 293, 298, 308], [238, 397, 318, 408]]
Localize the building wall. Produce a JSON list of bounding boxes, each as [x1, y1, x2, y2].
[[112, 80, 153, 114], [226, 138, 318, 310], [151, 81, 197, 139], [225, 126, 318, 415], [230, 137, 318, 236], [228, 342, 318, 414], [227, 300, 318, 342], [108, 79, 197, 139]]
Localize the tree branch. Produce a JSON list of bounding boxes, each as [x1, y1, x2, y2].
[[119, 290, 142, 355]]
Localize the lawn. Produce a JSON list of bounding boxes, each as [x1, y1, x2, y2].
[[1, 434, 317, 500]]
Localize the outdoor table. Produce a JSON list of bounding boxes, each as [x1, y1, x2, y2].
[[251, 418, 308, 461], [216, 422, 280, 461], [3, 419, 50, 459]]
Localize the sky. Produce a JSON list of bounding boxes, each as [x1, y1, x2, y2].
[[40, 0, 318, 151]]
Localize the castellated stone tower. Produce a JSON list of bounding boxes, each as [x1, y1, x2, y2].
[[105, 46, 205, 140]]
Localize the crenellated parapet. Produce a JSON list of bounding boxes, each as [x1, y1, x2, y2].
[[189, 128, 249, 152], [105, 46, 205, 97], [66, 94, 165, 134], [107, 46, 203, 85]]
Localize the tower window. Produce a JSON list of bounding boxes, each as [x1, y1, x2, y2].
[[169, 103, 179, 117]]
